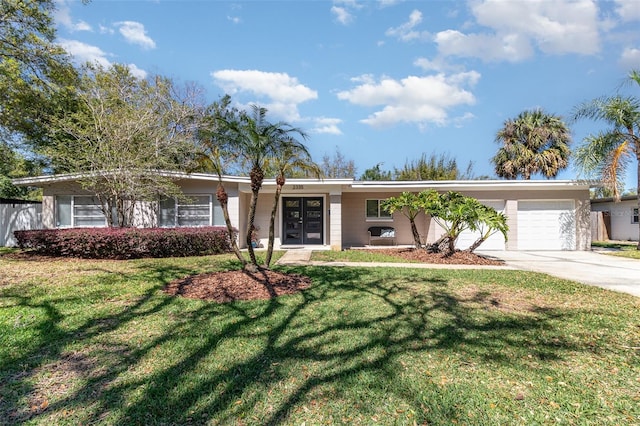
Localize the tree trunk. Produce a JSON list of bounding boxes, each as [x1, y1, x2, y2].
[[264, 183, 282, 267], [637, 152, 640, 250], [246, 189, 260, 268], [216, 183, 246, 266], [465, 237, 486, 253], [409, 219, 422, 249]]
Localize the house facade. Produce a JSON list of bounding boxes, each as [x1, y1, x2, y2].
[[591, 196, 639, 242], [13, 172, 593, 251]]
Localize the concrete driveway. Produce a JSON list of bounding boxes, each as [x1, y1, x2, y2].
[[477, 250, 640, 297]]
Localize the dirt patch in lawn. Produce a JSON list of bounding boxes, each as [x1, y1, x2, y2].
[[165, 269, 312, 303]]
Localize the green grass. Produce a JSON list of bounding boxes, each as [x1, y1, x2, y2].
[[592, 241, 640, 259], [1, 253, 639, 425], [311, 248, 419, 263]]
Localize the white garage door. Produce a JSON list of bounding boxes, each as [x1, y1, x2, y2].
[[517, 200, 575, 250], [456, 201, 506, 251]]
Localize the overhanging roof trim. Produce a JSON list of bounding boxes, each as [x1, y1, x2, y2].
[[348, 179, 595, 191], [13, 172, 597, 191]]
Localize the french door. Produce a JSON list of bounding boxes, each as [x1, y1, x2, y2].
[[282, 197, 323, 245]]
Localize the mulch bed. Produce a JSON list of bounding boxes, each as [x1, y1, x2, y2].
[[164, 269, 312, 303], [364, 248, 504, 266], [165, 249, 503, 303]]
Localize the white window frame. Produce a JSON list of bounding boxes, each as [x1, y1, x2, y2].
[[632, 208, 639, 224], [56, 195, 107, 228], [159, 195, 223, 227], [365, 199, 393, 221]]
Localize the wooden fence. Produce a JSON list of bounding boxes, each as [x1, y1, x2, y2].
[[590, 211, 611, 242]]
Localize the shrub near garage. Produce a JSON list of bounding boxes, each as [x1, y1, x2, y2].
[[14, 227, 233, 259]]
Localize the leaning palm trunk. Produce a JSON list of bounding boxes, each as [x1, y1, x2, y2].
[[245, 166, 264, 270], [264, 177, 284, 267], [216, 182, 246, 266], [245, 190, 260, 270]]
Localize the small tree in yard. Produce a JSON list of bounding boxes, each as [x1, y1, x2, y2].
[[422, 191, 477, 255], [195, 95, 247, 266], [465, 203, 508, 253], [381, 191, 430, 249], [51, 63, 203, 227]]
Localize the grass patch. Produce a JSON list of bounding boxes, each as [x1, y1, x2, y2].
[[1, 254, 639, 425], [0, 247, 18, 255], [311, 248, 419, 263], [592, 241, 640, 259]]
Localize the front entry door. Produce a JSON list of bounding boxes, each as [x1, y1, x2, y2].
[[282, 197, 323, 245]]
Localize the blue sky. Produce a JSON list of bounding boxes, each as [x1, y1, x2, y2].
[[54, 0, 640, 188]]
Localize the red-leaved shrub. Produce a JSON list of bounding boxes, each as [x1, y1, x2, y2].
[[14, 227, 234, 259]]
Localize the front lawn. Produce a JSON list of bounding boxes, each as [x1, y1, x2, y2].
[[592, 241, 640, 259], [1, 253, 639, 424]]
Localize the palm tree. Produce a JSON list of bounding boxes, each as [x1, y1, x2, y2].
[[263, 143, 321, 267], [227, 105, 310, 270], [492, 109, 571, 180], [193, 96, 247, 266], [572, 69, 640, 249]]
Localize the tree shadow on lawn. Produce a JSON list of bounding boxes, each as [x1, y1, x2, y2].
[[1, 265, 601, 425]]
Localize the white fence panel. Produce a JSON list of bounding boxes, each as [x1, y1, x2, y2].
[[1, 201, 42, 247]]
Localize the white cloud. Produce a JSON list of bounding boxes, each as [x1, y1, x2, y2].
[[435, 30, 533, 62], [385, 9, 429, 42], [619, 47, 640, 69], [126, 63, 148, 79], [336, 71, 480, 128], [413, 57, 453, 72], [114, 21, 156, 50], [58, 39, 111, 67], [331, 6, 353, 25], [331, 0, 362, 25], [58, 39, 147, 79], [54, 0, 92, 32], [211, 69, 318, 122], [436, 0, 601, 62], [615, 0, 640, 22], [311, 117, 343, 135], [227, 15, 242, 24], [379, 0, 402, 7], [99, 24, 115, 35]]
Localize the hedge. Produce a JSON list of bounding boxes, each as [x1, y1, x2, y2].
[[14, 227, 234, 259]]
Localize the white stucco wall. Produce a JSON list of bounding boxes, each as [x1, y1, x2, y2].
[[591, 198, 639, 241]]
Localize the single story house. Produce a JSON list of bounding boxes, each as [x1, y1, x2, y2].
[[13, 172, 593, 251], [590, 195, 639, 242]]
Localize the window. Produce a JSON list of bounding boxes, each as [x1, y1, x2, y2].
[[366, 199, 392, 220], [56, 195, 107, 228], [159, 195, 224, 227], [633, 208, 639, 224]]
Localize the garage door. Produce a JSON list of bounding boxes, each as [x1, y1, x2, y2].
[[517, 201, 575, 250], [456, 201, 506, 251]]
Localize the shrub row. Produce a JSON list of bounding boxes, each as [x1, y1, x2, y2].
[[14, 227, 234, 259]]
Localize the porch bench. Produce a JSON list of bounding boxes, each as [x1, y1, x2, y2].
[[368, 226, 396, 246]]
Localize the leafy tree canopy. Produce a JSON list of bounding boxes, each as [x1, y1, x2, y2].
[[51, 63, 205, 226], [320, 147, 357, 179], [394, 152, 475, 181], [492, 109, 571, 180]]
